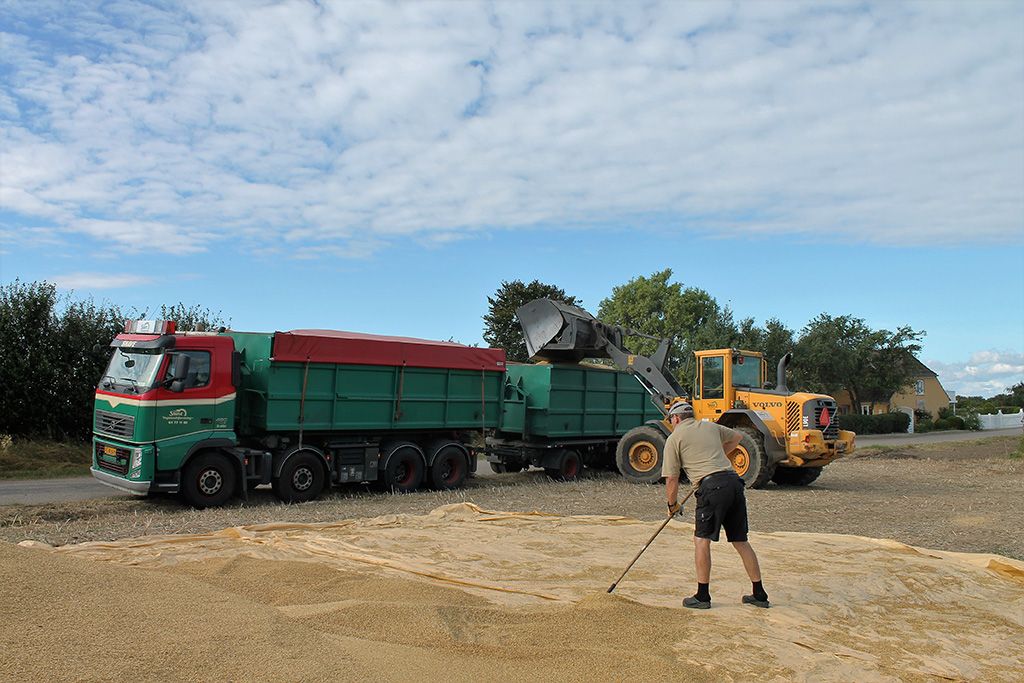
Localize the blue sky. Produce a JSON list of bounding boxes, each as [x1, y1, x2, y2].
[[1, 1, 1023, 397]]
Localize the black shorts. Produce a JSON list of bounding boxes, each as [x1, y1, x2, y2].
[[693, 470, 748, 542]]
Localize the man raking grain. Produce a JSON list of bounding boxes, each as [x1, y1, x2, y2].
[[663, 401, 770, 609]]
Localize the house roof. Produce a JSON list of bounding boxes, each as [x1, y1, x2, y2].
[[907, 355, 938, 378]]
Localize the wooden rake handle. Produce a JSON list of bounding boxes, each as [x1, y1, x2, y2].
[[607, 487, 696, 594]]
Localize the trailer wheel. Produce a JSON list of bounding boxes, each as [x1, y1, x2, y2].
[[273, 452, 325, 503], [182, 451, 237, 508], [545, 449, 582, 481], [732, 427, 775, 489], [616, 426, 665, 484], [771, 466, 822, 487], [428, 446, 468, 490], [383, 444, 424, 493]]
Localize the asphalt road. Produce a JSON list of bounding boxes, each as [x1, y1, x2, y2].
[[1, 428, 1019, 507], [856, 427, 1020, 448], [0, 476, 133, 506], [0, 457, 507, 507]]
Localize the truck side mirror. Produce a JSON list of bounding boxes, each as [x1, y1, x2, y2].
[[165, 354, 191, 392], [174, 354, 191, 381]]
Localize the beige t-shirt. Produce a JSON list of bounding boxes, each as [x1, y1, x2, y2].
[[662, 419, 739, 483]]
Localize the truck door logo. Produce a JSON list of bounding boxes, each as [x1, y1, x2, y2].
[[164, 408, 193, 425]]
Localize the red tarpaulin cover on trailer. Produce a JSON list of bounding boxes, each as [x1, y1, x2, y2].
[[272, 330, 506, 372]]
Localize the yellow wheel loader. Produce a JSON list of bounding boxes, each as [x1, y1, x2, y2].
[[516, 299, 855, 488]]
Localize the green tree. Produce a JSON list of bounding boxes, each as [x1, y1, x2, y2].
[[597, 269, 736, 387], [793, 313, 924, 411], [734, 317, 795, 382], [0, 280, 125, 439], [152, 303, 228, 331], [483, 280, 580, 362]]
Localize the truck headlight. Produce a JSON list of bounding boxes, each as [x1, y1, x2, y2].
[[131, 448, 143, 470]]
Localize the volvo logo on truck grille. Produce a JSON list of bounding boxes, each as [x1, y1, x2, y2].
[[95, 410, 135, 438]]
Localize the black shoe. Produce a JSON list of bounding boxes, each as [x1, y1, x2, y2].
[[683, 596, 711, 609], [742, 594, 770, 608]]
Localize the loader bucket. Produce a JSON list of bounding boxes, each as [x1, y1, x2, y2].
[[515, 299, 604, 362]]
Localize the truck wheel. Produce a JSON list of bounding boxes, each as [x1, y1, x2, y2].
[[731, 427, 775, 489], [545, 449, 582, 482], [428, 446, 468, 490], [772, 466, 823, 487], [182, 451, 237, 508], [383, 444, 424, 493], [273, 452, 325, 503], [616, 426, 665, 484]]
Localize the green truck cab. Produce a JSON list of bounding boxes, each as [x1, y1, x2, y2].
[[92, 320, 504, 507]]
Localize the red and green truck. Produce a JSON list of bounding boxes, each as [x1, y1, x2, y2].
[[91, 320, 659, 507]]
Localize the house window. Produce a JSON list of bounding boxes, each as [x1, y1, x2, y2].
[[915, 380, 925, 396], [917, 399, 926, 410], [860, 403, 871, 415]]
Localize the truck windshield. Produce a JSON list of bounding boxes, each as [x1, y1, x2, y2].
[[732, 355, 761, 388], [99, 348, 164, 393]]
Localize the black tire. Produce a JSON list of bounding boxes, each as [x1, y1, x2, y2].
[[272, 451, 326, 503], [615, 426, 666, 484], [731, 426, 775, 489], [772, 466, 823, 487], [544, 449, 582, 482], [428, 446, 469, 490], [181, 451, 237, 508], [382, 444, 424, 493]]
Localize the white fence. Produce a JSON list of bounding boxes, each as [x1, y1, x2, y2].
[[978, 409, 1024, 431]]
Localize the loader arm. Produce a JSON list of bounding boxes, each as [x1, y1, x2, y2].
[[515, 299, 687, 412]]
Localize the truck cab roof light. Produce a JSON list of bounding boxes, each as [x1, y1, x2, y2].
[[125, 319, 177, 335]]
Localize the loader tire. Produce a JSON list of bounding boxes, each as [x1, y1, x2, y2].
[[616, 426, 666, 484], [771, 466, 822, 487], [730, 427, 775, 489]]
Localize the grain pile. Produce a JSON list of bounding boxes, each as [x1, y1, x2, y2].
[[3, 503, 1023, 682]]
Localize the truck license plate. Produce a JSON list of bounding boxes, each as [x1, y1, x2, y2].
[[103, 446, 117, 456]]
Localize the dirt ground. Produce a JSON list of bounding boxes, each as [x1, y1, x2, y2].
[[1, 436, 1021, 559]]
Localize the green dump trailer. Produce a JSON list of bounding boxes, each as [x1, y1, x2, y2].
[[486, 363, 662, 479]]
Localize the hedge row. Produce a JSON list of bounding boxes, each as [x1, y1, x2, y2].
[[933, 416, 966, 430], [836, 411, 911, 435]]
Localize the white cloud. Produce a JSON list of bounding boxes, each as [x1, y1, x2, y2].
[[928, 351, 1024, 397], [0, 1, 1022, 256], [50, 272, 155, 290]]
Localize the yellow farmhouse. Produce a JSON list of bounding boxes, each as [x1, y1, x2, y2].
[[836, 357, 952, 418]]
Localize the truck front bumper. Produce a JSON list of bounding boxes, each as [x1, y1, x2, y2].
[[90, 467, 152, 496]]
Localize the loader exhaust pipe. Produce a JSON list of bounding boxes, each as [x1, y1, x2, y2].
[[776, 352, 793, 393]]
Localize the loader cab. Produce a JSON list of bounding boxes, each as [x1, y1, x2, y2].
[[691, 349, 766, 419]]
